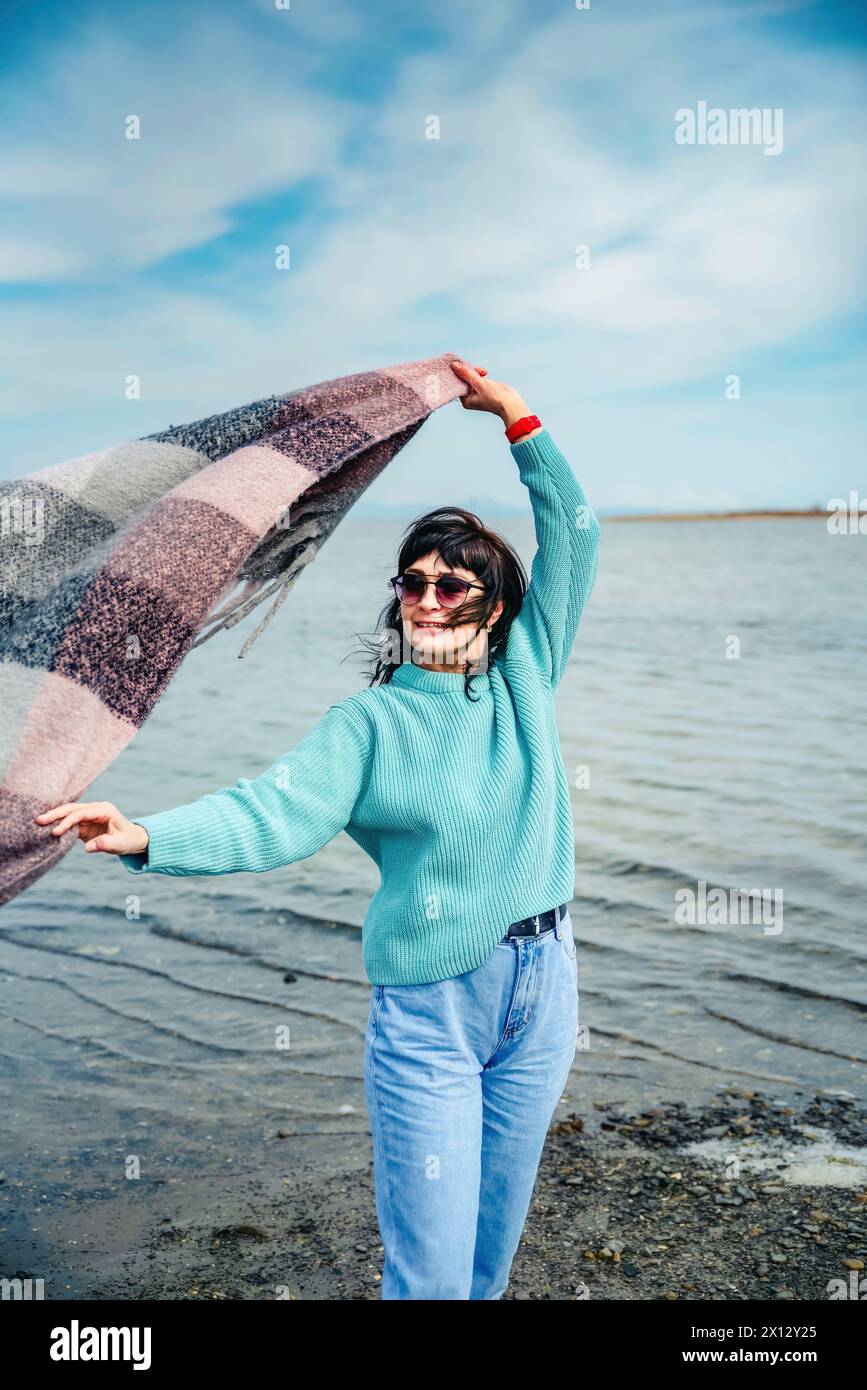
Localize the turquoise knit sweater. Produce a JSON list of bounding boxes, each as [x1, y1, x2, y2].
[[119, 427, 600, 985]]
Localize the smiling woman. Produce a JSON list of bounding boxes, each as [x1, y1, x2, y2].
[[32, 358, 601, 1301], [392, 550, 506, 676], [357, 360, 549, 690]]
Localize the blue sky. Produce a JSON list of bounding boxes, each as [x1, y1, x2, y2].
[[1, 0, 865, 512]]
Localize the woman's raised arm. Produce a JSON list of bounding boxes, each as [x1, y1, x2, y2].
[[506, 426, 600, 688], [449, 359, 600, 688]]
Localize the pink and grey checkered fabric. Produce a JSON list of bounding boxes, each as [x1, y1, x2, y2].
[[0, 352, 467, 907]]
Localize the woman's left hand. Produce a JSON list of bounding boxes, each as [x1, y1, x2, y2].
[[450, 359, 533, 429]]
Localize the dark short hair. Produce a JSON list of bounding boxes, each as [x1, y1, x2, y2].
[[352, 505, 528, 701]]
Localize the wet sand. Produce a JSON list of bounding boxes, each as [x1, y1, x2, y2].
[[4, 1086, 864, 1301]]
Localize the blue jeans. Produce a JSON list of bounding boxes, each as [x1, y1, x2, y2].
[[363, 906, 580, 1299]]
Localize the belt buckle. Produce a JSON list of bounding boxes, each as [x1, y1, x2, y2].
[[530, 912, 541, 935]]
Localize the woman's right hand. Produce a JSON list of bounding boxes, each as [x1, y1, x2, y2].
[[33, 801, 149, 856], [449, 360, 533, 429]]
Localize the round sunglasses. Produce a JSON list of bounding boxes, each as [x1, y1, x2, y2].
[[390, 571, 486, 608]]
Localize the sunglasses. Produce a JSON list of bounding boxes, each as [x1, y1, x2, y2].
[[390, 571, 486, 608]]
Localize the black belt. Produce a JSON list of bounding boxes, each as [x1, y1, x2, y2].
[[503, 902, 568, 939]]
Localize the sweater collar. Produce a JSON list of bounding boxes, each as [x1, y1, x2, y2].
[[390, 659, 491, 695]]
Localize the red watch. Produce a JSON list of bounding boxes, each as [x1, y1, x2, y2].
[[505, 414, 542, 443]]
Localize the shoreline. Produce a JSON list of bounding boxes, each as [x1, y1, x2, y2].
[[5, 1086, 864, 1301], [601, 510, 829, 522]]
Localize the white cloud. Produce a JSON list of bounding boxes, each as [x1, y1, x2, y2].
[[0, 238, 84, 282], [0, 11, 354, 282], [0, 0, 863, 509]]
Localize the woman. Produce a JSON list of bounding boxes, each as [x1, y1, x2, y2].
[[34, 359, 601, 1300]]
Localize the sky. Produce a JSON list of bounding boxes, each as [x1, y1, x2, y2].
[[0, 0, 865, 513]]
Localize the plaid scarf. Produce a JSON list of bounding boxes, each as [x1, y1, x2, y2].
[[1, 352, 466, 907]]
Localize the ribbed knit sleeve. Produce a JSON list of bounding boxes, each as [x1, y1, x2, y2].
[[118, 702, 372, 876], [507, 428, 600, 688]]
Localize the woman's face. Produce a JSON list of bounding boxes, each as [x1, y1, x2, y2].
[[399, 550, 504, 672]]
